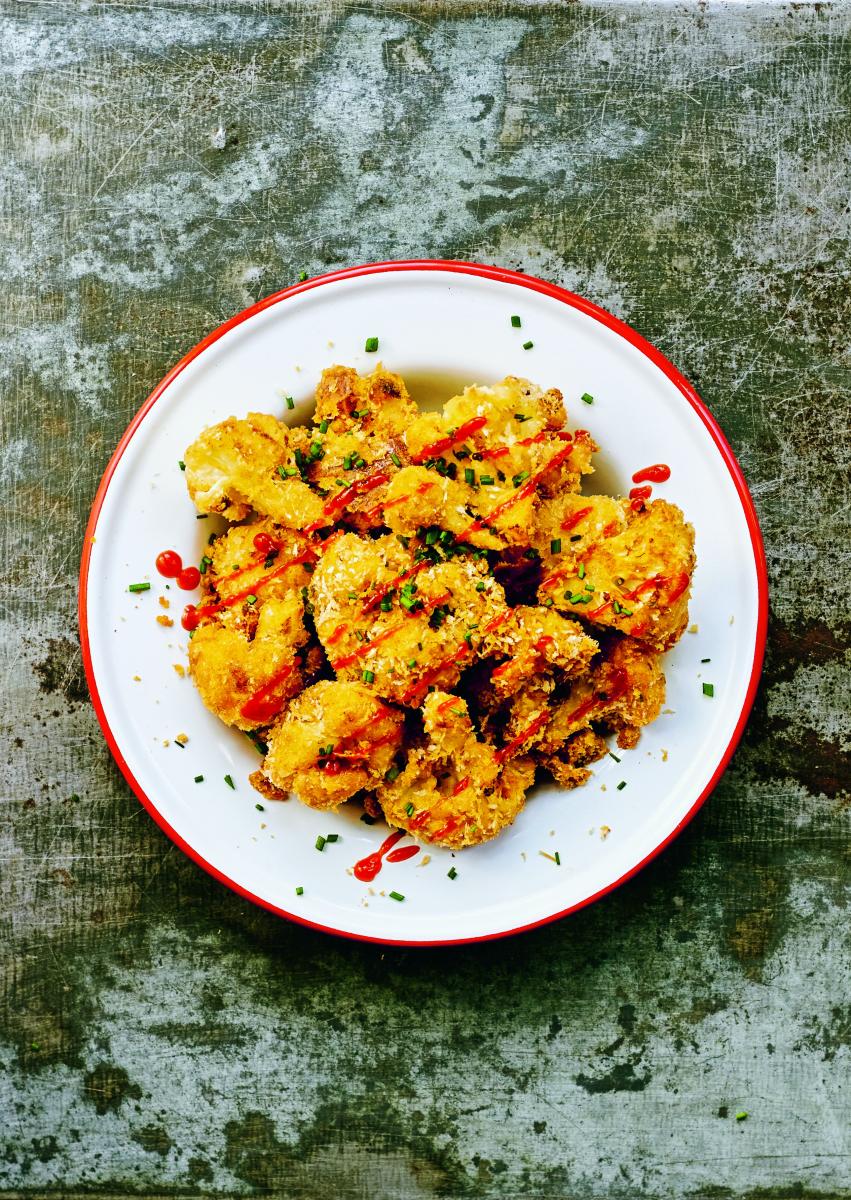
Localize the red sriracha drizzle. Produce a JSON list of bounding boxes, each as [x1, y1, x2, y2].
[[303, 470, 390, 534], [181, 547, 317, 631], [353, 830, 420, 882], [240, 658, 301, 723], [412, 416, 488, 464], [632, 463, 670, 484], [156, 550, 199, 591], [458, 443, 574, 539]]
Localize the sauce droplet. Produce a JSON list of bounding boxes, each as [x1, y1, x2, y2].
[[632, 463, 670, 484], [353, 830, 407, 882], [176, 566, 200, 590], [155, 550, 182, 578]]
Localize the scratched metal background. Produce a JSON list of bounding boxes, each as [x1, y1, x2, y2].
[[1, 1, 849, 1197]]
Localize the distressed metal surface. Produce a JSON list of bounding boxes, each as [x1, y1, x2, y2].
[[1, 1, 849, 1196]]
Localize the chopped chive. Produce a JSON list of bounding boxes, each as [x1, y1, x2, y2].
[[365, 336, 379, 352], [385, 767, 401, 783], [578, 562, 585, 579], [609, 752, 621, 763], [405, 802, 415, 816], [550, 538, 562, 554], [379, 597, 392, 612], [194, 775, 204, 783], [448, 866, 458, 880], [543, 597, 553, 606], [480, 474, 494, 485], [407, 658, 417, 668], [174, 740, 185, 750], [360, 813, 377, 825], [510, 315, 521, 328], [701, 657, 711, 663], [318, 419, 329, 434], [513, 471, 530, 487], [353, 455, 366, 468], [315, 835, 326, 851], [128, 582, 151, 593], [246, 594, 257, 604], [617, 780, 626, 790], [255, 803, 264, 811], [298, 270, 308, 281], [325, 833, 339, 843], [389, 891, 404, 902], [363, 669, 375, 684], [703, 682, 715, 697], [178, 460, 186, 471], [389, 452, 403, 470], [342, 454, 353, 471], [475, 581, 486, 592], [735, 1111, 748, 1121], [285, 395, 295, 410], [581, 392, 594, 405], [554, 851, 561, 866], [464, 467, 476, 486], [522, 340, 533, 350], [514, 413, 531, 422], [224, 774, 235, 790], [295, 885, 304, 895]]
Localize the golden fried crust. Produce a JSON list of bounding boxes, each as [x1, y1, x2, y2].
[[376, 693, 535, 848], [483, 605, 599, 698], [263, 681, 405, 810], [309, 532, 509, 706], [184, 413, 324, 528], [538, 498, 696, 650], [541, 638, 665, 754], [314, 364, 418, 436], [536, 728, 609, 789], [382, 466, 503, 549], [187, 523, 314, 729]]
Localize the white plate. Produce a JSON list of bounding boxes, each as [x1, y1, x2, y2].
[[80, 261, 767, 945]]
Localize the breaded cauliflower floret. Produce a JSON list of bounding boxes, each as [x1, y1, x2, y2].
[[539, 498, 695, 650], [262, 681, 405, 809], [376, 693, 535, 848], [187, 524, 315, 729], [313, 364, 418, 437], [309, 532, 508, 706], [482, 604, 599, 698], [382, 466, 502, 549], [541, 638, 666, 754], [184, 412, 324, 529], [536, 727, 609, 789]]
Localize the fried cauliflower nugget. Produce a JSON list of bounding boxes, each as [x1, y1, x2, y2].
[[313, 364, 418, 436], [309, 532, 509, 706], [483, 604, 599, 698], [376, 692, 535, 848], [262, 681, 405, 809], [184, 412, 324, 528], [536, 728, 610, 789], [382, 466, 503, 549], [541, 637, 666, 754], [187, 524, 314, 729], [538, 497, 696, 650]]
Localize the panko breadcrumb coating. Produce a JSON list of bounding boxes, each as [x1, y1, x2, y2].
[[181, 364, 695, 848]]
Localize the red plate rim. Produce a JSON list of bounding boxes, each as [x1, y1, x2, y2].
[[78, 259, 769, 947]]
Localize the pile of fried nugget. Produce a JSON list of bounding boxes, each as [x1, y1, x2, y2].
[[181, 365, 695, 850]]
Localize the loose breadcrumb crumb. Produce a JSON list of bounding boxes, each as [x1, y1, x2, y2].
[[419, 854, 431, 867], [159, 596, 170, 609], [162, 739, 170, 747], [172, 663, 186, 677], [662, 748, 669, 762], [600, 825, 611, 840], [156, 615, 174, 627], [175, 733, 188, 746], [132, 675, 141, 682], [688, 624, 699, 634]]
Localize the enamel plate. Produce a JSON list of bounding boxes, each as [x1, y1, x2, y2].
[[80, 262, 767, 945]]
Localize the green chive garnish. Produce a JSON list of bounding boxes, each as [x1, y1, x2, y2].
[[554, 851, 561, 865], [224, 774, 235, 790], [315, 835, 326, 851], [246, 594, 257, 604], [464, 467, 475, 485], [389, 891, 404, 902], [480, 474, 494, 485], [363, 669, 375, 684], [285, 395, 295, 410], [617, 781, 626, 790], [475, 581, 486, 591], [522, 340, 533, 350], [608, 752, 621, 763], [385, 767, 401, 783], [510, 315, 521, 328], [128, 582, 150, 593], [448, 866, 458, 880], [514, 413, 530, 422], [298, 271, 308, 281], [407, 658, 417, 668], [703, 682, 714, 697], [178, 460, 186, 471], [581, 392, 594, 405], [295, 885, 304, 895], [325, 833, 339, 843], [405, 802, 415, 816], [255, 803, 264, 811], [578, 562, 585, 579], [365, 336, 379, 352], [701, 657, 711, 663], [550, 538, 561, 554], [390, 452, 402, 468], [735, 1111, 748, 1121], [194, 775, 204, 783]]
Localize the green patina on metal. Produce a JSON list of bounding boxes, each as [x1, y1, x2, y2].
[[0, 2, 849, 1197]]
